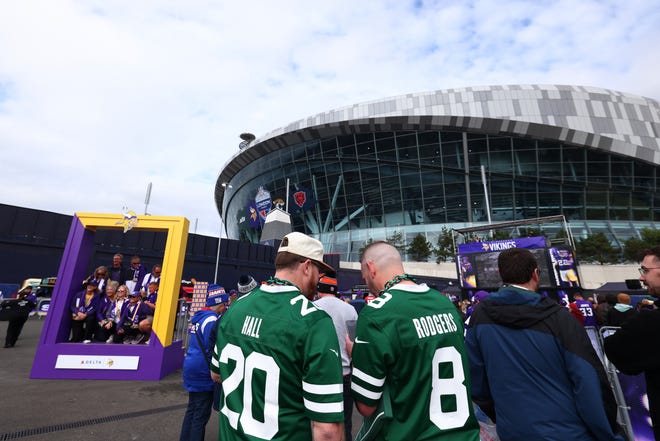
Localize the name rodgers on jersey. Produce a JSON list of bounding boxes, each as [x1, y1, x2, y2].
[[412, 313, 459, 339]]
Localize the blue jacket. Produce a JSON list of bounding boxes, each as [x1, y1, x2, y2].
[[465, 286, 622, 441], [183, 308, 219, 392]]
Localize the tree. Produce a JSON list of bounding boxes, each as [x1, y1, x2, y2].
[[435, 227, 454, 263], [407, 233, 432, 262], [576, 232, 620, 264], [624, 237, 647, 262], [491, 230, 512, 240], [623, 228, 660, 262], [386, 231, 406, 253]]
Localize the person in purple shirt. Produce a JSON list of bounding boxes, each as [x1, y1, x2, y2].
[[95, 281, 119, 342], [126, 255, 147, 295], [572, 293, 597, 327], [138, 281, 158, 337], [113, 291, 150, 344], [466, 290, 489, 319], [70, 279, 101, 343]]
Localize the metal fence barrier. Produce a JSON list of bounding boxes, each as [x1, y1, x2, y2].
[[172, 298, 191, 350], [585, 326, 636, 441]]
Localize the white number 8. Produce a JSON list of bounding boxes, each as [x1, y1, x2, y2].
[[429, 346, 470, 430]]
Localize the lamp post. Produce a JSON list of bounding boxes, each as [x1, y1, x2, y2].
[[214, 182, 233, 284]]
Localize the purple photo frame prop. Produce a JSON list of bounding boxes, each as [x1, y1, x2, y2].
[[31, 215, 186, 380]]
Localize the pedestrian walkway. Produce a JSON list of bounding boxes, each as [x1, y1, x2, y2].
[[0, 317, 216, 440], [1, 317, 362, 440]]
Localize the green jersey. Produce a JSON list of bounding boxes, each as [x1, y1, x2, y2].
[[211, 284, 344, 441], [351, 283, 480, 441]]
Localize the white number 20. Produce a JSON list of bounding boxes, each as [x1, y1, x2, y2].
[[429, 347, 470, 430], [220, 343, 280, 440]]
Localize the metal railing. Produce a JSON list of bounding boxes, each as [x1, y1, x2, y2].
[[172, 298, 191, 350]]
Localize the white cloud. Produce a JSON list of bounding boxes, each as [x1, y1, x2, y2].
[[0, 0, 658, 236]]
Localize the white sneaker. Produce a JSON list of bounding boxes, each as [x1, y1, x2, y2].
[[83, 340, 91, 344], [106, 337, 114, 343]]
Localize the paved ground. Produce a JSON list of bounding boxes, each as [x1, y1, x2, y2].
[[0, 317, 361, 440]]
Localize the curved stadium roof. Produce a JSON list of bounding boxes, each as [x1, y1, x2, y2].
[[216, 84, 660, 215]]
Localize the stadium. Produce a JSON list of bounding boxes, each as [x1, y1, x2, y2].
[[215, 84, 660, 262]]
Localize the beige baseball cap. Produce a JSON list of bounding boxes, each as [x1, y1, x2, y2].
[[278, 232, 334, 274]]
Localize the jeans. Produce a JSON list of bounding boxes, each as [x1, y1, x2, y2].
[[343, 375, 354, 441], [179, 390, 214, 441]]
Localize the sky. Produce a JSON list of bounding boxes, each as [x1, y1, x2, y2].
[[1, 0, 658, 237]]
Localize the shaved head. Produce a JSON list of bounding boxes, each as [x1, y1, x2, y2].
[[361, 241, 404, 272], [360, 241, 406, 294]]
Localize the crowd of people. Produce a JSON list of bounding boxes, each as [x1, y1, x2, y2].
[[69, 253, 160, 344], [191, 234, 660, 441], [5, 233, 659, 440]]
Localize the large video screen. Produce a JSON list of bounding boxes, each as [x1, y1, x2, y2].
[[456, 237, 581, 290]]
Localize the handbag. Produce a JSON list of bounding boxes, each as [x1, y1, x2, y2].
[[122, 303, 140, 331], [122, 319, 137, 331]]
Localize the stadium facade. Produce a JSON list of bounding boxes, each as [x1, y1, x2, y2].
[[215, 85, 660, 262]]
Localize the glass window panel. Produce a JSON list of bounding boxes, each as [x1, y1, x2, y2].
[[400, 169, 420, 189], [419, 142, 440, 161], [467, 138, 487, 171], [395, 131, 417, 147], [535, 141, 561, 178], [398, 145, 419, 164], [586, 150, 610, 184], [489, 137, 511, 152], [586, 207, 607, 219], [440, 132, 463, 169], [635, 162, 655, 191], [375, 132, 396, 161], [445, 189, 468, 223], [338, 135, 356, 158], [538, 183, 561, 217], [562, 186, 584, 221], [610, 155, 633, 188], [562, 147, 585, 182], [304, 139, 322, 160], [487, 134, 513, 174], [424, 195, 447, 223], [321, 138, 338, 160], [418, 131, 440, 161]]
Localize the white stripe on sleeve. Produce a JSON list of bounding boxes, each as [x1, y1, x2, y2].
[[351, 381, 382, 401], [302, 381, 343, 395], [303, 398, 344, 414], [352, 367, 386, 387]]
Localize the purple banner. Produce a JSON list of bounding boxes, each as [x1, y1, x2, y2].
[[617, 373, 654, 440], [458, 236, 546, 254]]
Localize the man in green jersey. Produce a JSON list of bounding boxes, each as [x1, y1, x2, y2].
[[210, 232, 345, 441], [351, 241, 480, 441]]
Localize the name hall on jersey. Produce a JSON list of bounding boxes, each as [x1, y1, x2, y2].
[[241, 315, 263, 338]]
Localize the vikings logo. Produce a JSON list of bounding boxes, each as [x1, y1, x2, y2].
[[115, 207, 138, 233]]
